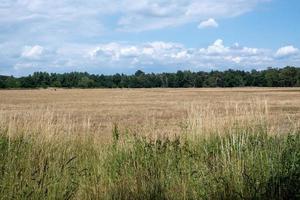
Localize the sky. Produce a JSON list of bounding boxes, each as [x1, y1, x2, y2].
[[0, 0, 299, 76]]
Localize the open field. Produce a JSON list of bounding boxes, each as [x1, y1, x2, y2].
[[0, 88, 300, 138], [0, 88, 300, 199]]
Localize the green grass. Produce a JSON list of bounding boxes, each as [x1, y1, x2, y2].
[[0, 128, 299, 199]]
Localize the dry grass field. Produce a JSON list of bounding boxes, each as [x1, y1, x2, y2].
[[0, 88, 299, 139], [0, 88, 300, 199]]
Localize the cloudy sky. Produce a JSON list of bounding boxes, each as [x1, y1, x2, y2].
[[0, 0, 299, 76]]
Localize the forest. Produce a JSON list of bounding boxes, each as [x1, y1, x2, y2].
[[0, 66, 299, 88]]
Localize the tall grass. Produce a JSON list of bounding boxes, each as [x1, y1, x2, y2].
[[1, 129, 299, 199], [0, 101, 299, 199]]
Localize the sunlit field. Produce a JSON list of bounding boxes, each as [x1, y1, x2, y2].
[[0, 88, 300, 199]]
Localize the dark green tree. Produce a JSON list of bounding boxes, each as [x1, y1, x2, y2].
[[78, 76, 94, 88]]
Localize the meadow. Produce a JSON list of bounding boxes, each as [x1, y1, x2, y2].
[[0, 88, 299, 199]]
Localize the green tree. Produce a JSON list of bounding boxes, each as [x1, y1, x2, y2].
[[279, 66, 299, 87], [135, 70, 145, 77], [0, 76, 6, 88], [78, 77, 94, 88], [51, 80, 62, 88], [265, 68, 279, 87], [5, 77, 20, 88]]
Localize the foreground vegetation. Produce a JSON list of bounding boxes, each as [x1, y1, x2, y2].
[[1, 66, 299, 88], [1, 125, 299, 199], [0, 89, 299, 199]]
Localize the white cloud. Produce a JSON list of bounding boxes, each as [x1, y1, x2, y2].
[[0, 0, 274, 76], [0, 0, 270, 33], [199, 39, 229, 54], [21, 45, 44, 59], [226, 56, 242, 64], [2, 39, 299, 75], [117, 0, 267, 31], [275, 45, 299, 58], [88, 41, 185, 65], [198, 18, 219, 29], [85, 39, 275, 69]]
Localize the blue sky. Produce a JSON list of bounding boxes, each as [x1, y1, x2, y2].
[[0, 0, 299, 76]]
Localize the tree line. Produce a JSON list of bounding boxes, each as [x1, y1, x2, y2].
[[0, 66, 299, 89]]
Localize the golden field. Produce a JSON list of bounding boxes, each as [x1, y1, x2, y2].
[[1, 88, 300, 199], [0, 88, 299, 141]]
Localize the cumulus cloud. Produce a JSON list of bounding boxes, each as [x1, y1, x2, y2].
[[86, 39, 273, 69], [0, 0, 274, 75], [2, 1, 299, 76], [198, 18, 219, 29], [88, 41, 185, 66], [21, 45, 44, 59], [1, 38, 299, 75], [204, 39, 229, 54], [275, 45, 299, 58]]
